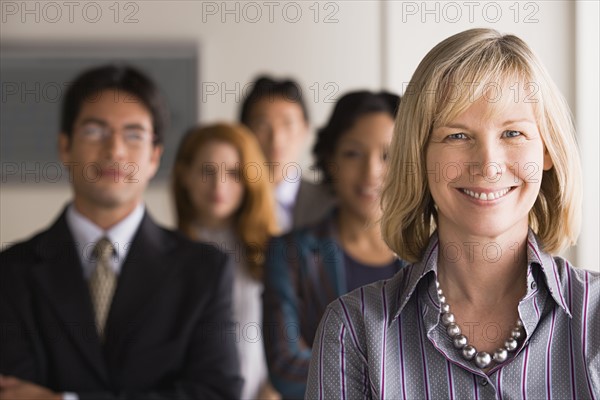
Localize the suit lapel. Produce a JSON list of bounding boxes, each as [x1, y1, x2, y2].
[[103, 213, 175, 352], [293, 180, 337, 230], [292, 181, 304, 228], [306, 212, 347, 301], [30, 211, 110, 384]]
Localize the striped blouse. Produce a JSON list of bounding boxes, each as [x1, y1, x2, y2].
[[306, 231, 599, 399]]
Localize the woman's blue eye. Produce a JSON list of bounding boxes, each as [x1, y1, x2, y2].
[[503, 130, 522, 138]]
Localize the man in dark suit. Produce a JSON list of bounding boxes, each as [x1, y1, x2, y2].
[[0, 65, 242, 399]]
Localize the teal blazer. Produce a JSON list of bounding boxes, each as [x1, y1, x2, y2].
[[262, 211, 407, 398]]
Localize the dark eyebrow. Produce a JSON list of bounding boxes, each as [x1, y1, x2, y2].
[[338, 138, 365, 146], [79, 117, 108, 127], [78, 119, 147, 132], [122, 123, 147, 131]]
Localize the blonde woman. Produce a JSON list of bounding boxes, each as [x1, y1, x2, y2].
[[307, 29, 598, 399], [172, 123, 280, 399]]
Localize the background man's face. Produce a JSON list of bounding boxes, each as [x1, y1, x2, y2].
[[246, 97, 308, 185], [59, 89, 162, 213]]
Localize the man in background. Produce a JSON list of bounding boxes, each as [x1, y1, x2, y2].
[[0, 65, 241, 399], [240, 76, 336, 233]]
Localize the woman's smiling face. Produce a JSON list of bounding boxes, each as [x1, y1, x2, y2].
[[426, 88, 553, 240], [329, 112, 395, 224]]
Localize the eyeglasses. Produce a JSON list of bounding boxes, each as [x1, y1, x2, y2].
[[76, 123, 154, 147]]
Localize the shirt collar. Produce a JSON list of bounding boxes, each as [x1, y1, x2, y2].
[[66, 202, 145, 265], [107, 203, 145, 257], [525, 230, 572, 318], [275, 178, 301, 208], [66, 204, 105, 250], [391, 233, 440, 321], [391, 229, 572, 321], [195, 225, 236, 247]]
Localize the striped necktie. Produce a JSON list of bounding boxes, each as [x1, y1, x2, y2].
[[89, 237, 116, 340]]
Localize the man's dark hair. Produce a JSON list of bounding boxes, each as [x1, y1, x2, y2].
[[61, 64, 168, 145], [313, 91, 400, 185], [239, 76, 309, 126]]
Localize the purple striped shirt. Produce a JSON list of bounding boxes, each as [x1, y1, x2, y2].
[[306, 231, 599, 399]]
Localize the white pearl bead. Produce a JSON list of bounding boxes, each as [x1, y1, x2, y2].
[[441, 312, 455, 326], [447, 323, 461, 337], [462, 345, 476, 360], [493, 348, 508, 363], [475, 352, 492, 368], [511, 327, 523, 339], [505, 338, 518, 351], [453, 334, 467, 349], [516, 319, 524, 327], [438, 295, 446, 304], [441, 303, 450, 313]]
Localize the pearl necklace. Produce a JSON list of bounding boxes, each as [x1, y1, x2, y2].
[[436, 280, 524, 369]]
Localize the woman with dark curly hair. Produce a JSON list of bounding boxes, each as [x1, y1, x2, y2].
[[262, 91, 407, 399]]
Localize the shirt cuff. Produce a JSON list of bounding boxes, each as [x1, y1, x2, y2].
[[63, 392, 79, 400]]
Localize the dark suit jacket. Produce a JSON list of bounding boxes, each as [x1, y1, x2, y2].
[[0, 209, 243, 399], [291, 180, 336, 231]]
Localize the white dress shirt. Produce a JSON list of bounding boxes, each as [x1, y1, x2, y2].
[[274, 179, 301, 234], [196, 226, 268, 400], [66, 203, 145, 279]]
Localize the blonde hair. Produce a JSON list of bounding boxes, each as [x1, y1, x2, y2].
[[381, 28, 582, 262], [172, 123, 279, 280]]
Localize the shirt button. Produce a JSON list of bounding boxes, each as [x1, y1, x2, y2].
[[531, 282, 537, 290], [480, 379, 488, 386]]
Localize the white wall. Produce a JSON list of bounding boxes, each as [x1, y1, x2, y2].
[[1, 1, 598, 271], [575, 0, 600, 272], [382, 0, 597, 269], [384, 1, 575, 102], [1, 0, 383, 240]]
